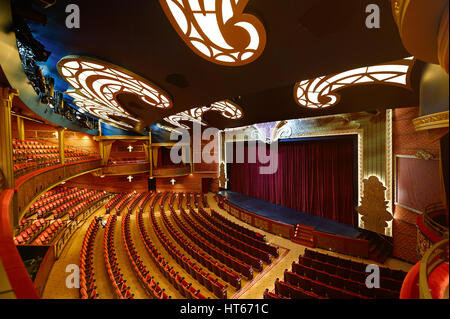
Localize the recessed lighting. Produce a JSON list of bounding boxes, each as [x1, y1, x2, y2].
[[159, 0, 266, 66]]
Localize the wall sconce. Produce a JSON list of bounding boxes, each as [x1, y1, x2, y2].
[[128, 145, 134, 152], [170, 178, 176, 185], [127, 175, 133, 182]]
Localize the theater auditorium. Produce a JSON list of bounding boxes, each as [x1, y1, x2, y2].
[[0, 0, 448, 302]]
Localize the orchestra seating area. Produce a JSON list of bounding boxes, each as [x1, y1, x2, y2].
[[12, 139, 100, 178], [264, 248, 407, 299]]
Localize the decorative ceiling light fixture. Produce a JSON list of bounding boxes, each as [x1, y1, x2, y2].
[[159, 0, 267, 66], [57, 56, 173, 128], [294, 57, 415, 109], [164, 99, 243, 129]]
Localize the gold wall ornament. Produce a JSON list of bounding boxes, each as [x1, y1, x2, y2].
[[159, 0, 267, 66], [219, 162, 227, 188], [164, 99, 243, 129], [412, 110, 449, 131], [358, 176, 393, 235], [294, 57, 415, 109], [415, 149, 436, 160], [57, 56, 173, 129]]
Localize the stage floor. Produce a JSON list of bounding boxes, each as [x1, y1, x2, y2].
[[218, 190, 361, 239]]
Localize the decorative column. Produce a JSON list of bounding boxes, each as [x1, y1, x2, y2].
[[148, 128, 153, 177], [0, 87, 18, 189], [57, 127, 66, 165], [16, 116, 25, 141]]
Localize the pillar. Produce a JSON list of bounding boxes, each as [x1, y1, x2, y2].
[[16, 116, 25, 141], [57, 127, 66, 165], [0, 87, 18, 189]]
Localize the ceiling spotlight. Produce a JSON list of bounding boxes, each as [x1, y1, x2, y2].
[[158, 0, 267, 66]]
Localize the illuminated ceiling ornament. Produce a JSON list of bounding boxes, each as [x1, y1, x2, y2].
[[294, 57, 415, 109], [57, 56, 173, 128], [164, 99, 243, 129], [159, 0, 267, 66], [251, 120, 292, 144]]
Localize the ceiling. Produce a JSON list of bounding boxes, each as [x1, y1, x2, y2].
[[13, 0, 421, 132]]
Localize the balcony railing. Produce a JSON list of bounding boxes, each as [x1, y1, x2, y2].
[[419, 239, 449, 299]]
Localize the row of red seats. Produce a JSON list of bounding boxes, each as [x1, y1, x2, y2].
[[198, 207, 279, 259], [291, 262, 399, 299], [304, 248, 406, 283], [103, 214, 134, 299], [137, 191, 154, 214], [105, 193, 126, 214], [298, 255, 402, 292], [121, 207, 171, 299], [210, 208, 266, 243], [166, 193, 242, 290], [32, 219, 65, 245], [180, 207, 264, 272], [274, 278, 326, 299], [126, 192, 145, 214], [114, 192, 135, 215], [68, 191, 108, 220], [79, 219, 100, 299], [154, 193, 227, 298], [171, 198, 253, 280], [12, 139, 57, 149], [190, 207, 272, 264], [27, 187, 80, 216], [34, 189, 89, 219], [135, 193, 207, 299], [14, 218, 49, 245], [263, 289, 285, 299]]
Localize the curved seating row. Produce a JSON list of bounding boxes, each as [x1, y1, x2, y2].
[[26, 187, 80, 218], [298, 255, 402, 293], [155, 193, 228, 298], [164, 194, 242, 290], [32, 219, 65, 245], [290, 262, 397, 299], [103, 214, 134, 299], [203, 208, 278, 257], [114, 192, 135, 215], [79, 219, 99, 299], [105, 193, 127, 214], [170, 200, 253, 280], [304, 248, 407, 282], [14, 218, 50, 245], [210, 209, 266, 243], [180, 207, 263, 272], [274, 278, 325, 299], [136, 193, 207, 299], [67, 191, 109, 220], [121, 206, 171, 299]]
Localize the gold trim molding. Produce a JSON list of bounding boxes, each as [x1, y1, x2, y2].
[[413, 111, 449, 131]]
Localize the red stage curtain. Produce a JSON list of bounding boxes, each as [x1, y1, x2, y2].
[[228, 138, 355, 226]]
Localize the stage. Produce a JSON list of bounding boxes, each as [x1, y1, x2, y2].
[[218, 190, 361, 239]]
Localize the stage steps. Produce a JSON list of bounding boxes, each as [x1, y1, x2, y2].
[[292, 224, 315, 247]]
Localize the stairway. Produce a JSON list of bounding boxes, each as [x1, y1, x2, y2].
[[359, 230, 393, 263], [292, 224, 315, 247]]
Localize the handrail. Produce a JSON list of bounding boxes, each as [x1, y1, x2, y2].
[[423, 203, 449, 240], [0, 189, 39, 298], [419, 239, 449, 299]]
